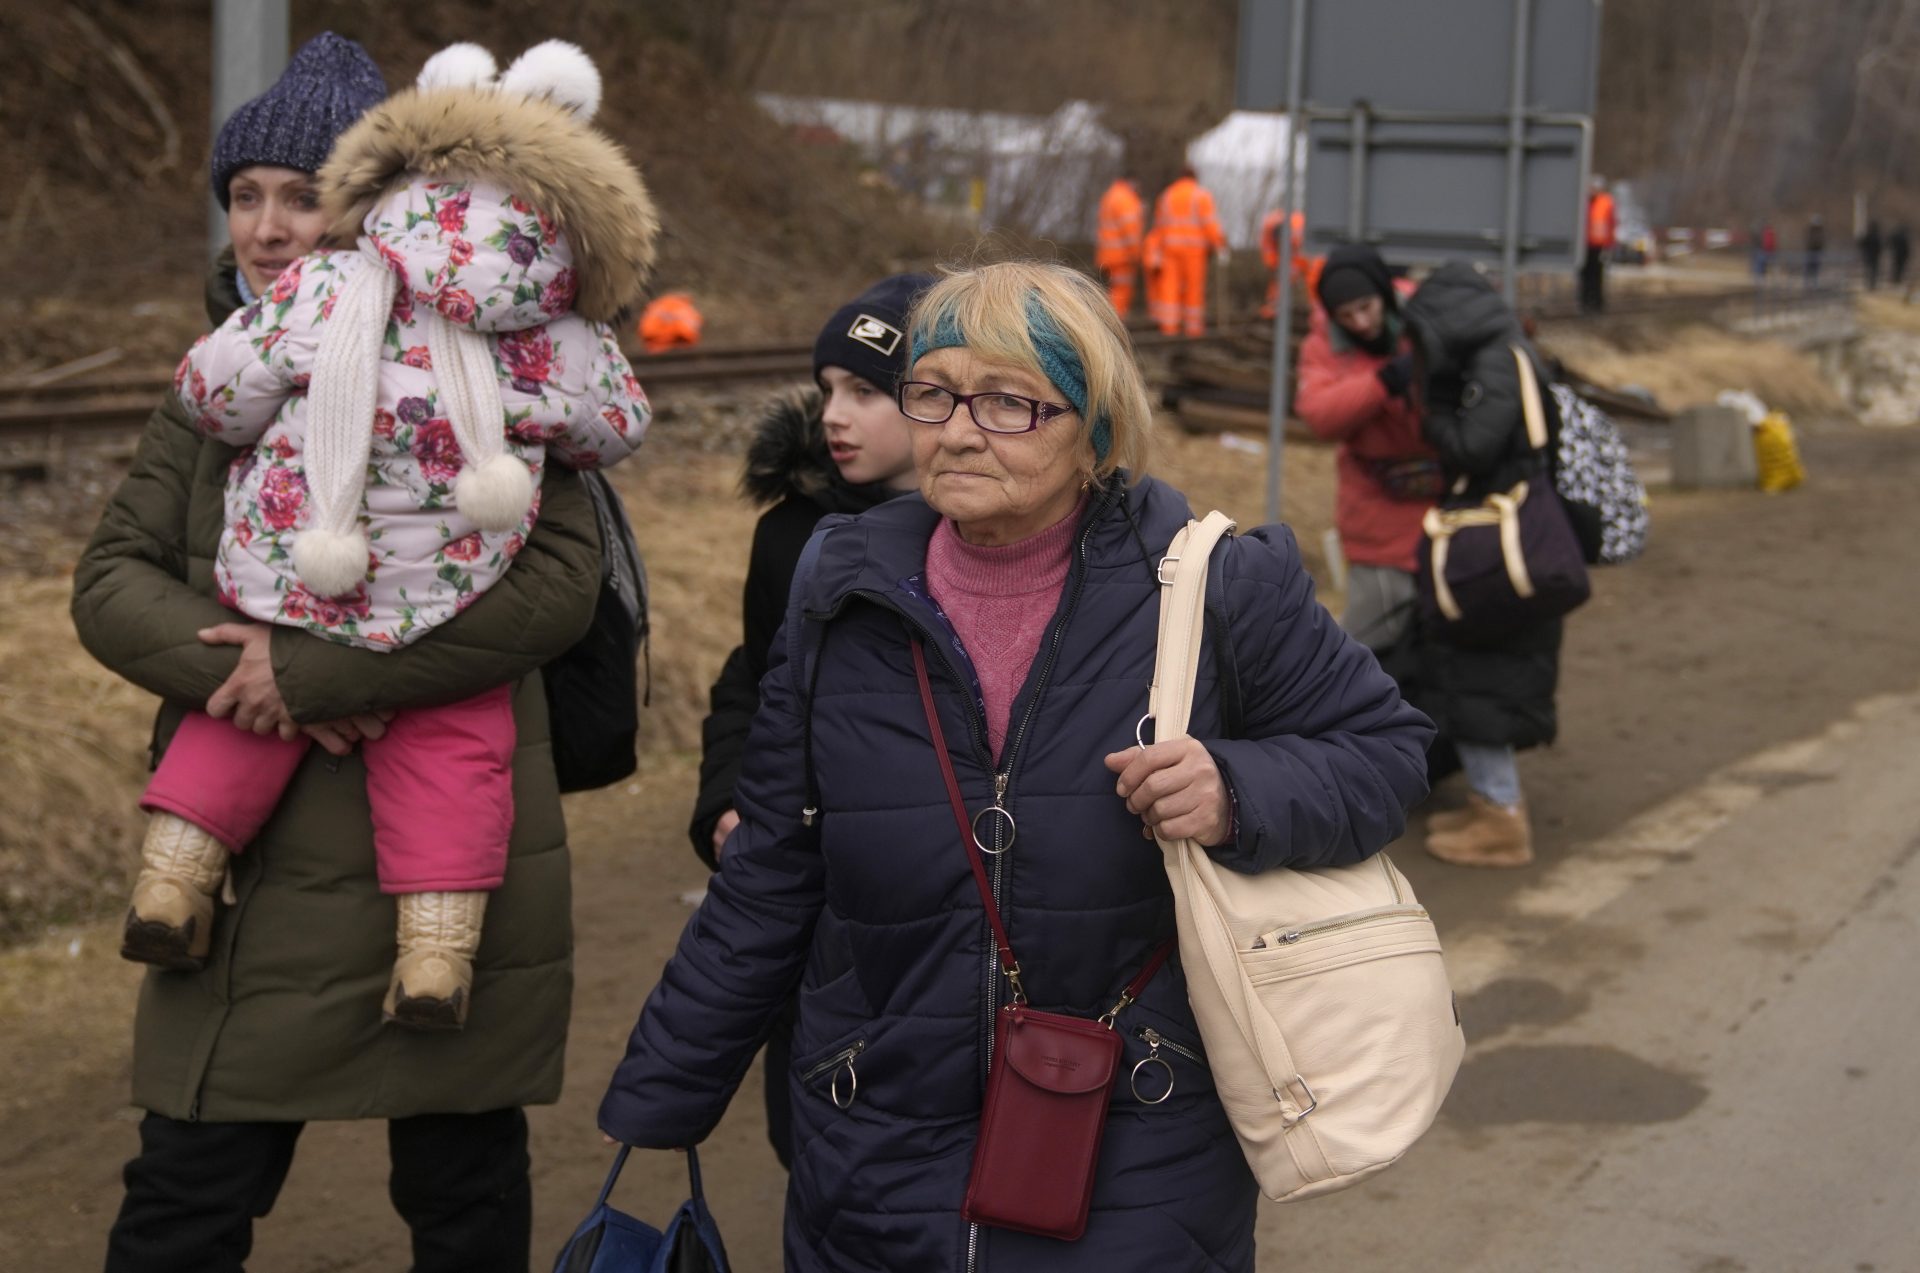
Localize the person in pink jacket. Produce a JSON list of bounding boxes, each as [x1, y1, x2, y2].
[[1293, 245, 1439, 651], [121, 40, 659, 1031]]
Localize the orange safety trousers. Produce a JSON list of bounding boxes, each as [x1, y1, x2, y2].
[[1160, 248, 1210, 337], [1104, 265, 1138, 317]]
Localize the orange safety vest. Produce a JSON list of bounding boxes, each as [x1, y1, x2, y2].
[[1587, 192, 1617, 249], [1259, 209, 1322, 300], [1095, 180, 1145, 267], [638, 293, 703, 353], [1153, 177, 1227, 254]]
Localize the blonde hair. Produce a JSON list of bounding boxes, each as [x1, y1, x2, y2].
[[906, 260, 1154, 483]]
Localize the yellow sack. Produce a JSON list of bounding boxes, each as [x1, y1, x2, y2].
[[1754, 413, 1805, 493]]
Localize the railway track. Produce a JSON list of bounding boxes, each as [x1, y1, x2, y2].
[[0, 321, 1263, 473], [0, 286, 1855, 478]]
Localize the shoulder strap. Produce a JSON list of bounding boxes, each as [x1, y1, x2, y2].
[[1149, 511, 1236, 745], [1511, 344, 1549, 452]]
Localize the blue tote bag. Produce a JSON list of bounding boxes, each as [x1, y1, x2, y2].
[[552, 1146, 730, 1273]]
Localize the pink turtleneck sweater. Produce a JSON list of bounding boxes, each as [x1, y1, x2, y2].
[[926, 496, 1089, 761]]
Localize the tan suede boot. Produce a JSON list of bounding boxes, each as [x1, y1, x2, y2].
[[121, 813, 231, 970], [1425, 804, 1476, 836], [384, 891, 487, 1031], [1424, 795, 1534, 868]]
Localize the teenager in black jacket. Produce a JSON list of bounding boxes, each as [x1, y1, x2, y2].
[[686, 272, 930, 1164]]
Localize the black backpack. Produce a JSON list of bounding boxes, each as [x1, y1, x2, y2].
[[543, 470, 649, 793]]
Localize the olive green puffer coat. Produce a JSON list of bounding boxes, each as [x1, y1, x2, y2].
[[69, 257, 601, 1120]]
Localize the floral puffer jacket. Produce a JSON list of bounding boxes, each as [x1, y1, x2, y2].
[[175, 177, 649, 649]]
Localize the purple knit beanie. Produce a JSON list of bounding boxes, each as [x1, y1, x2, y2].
[[210, 32, 387, 209]]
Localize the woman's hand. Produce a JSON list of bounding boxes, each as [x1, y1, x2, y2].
[[1103, 738, 1233, 847], [200, 623, 294, 737], [711, 808, 741, 859]]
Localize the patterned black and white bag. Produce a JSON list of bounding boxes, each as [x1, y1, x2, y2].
[[1550, 383, 1649, 565]]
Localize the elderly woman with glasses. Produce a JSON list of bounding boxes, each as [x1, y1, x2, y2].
[[599, 260, 1432, 1272]]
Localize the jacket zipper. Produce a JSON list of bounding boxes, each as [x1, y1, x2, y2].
[[1134, 1025, 1206, 1065], [964, 486, 1114, 1273], [797, 1039, 867, 1084], [1252, 904, 1430, 949]]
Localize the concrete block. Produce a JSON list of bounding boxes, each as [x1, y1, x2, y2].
[[1670, 405, 1758, 489]]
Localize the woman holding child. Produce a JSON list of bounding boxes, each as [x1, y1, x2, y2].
[[73, 33, 653, 1272]]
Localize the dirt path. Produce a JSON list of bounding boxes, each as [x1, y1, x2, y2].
[[3, 419, 1916, 1271]]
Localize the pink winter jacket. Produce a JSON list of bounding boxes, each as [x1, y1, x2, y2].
[[175, 177, 649, 650]]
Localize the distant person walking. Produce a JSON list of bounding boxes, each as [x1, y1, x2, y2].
[[1751, 221, 1777, 282], [1891, 224, 1912, 292], [1579, 177, 1616, 313], [1152, 165, 1229, 337], [1094, 174, 1145, 317], [1860, 219, 1884, 291], [1805, 215, 1826, 287]]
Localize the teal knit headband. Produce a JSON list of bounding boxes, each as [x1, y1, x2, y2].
[[910, 296, 1113, 462]]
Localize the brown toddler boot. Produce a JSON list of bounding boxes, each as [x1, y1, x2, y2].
[[121, 813, 231, 970], [1424, 795, 1534, 868], [384, 890, 487, 1031]]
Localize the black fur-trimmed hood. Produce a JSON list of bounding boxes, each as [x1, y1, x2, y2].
[[741, 385, 897, 515]]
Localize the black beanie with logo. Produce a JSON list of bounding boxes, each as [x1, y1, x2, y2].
[[813, 273, 936, 392]]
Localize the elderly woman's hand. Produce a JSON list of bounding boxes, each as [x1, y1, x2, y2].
[[1103, 739, 1234, 847], [200, 622, 294, 738]]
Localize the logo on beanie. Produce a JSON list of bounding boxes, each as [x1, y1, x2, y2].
[[847, 314, 902, 356]]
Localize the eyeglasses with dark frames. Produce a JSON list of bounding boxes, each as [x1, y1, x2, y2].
[[896, 381, 1076, 435]]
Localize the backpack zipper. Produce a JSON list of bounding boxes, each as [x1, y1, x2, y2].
[[1251, 904, 1430, 949]]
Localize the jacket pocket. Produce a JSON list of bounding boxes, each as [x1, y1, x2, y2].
[[797, 1038, 867, 1110]]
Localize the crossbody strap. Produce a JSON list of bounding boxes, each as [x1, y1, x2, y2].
[[911, 639, 1173, 1016]]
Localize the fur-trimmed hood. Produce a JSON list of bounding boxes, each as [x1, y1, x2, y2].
[[742, 385, 897, 516], [318, 56, 656, 324]]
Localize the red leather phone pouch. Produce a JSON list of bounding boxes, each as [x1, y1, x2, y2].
[[962, 1005, 1123, 1241]]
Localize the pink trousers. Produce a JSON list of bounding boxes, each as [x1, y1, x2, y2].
[[141, 686, 517, 894]]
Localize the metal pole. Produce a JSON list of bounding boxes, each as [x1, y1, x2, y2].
[[1500, 0, 1533, 304], [208, 0, 290, 259], [1346, 104, 1368, 241], [1265, 0, 1310, 525]]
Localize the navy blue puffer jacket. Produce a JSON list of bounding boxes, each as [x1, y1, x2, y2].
[[600, 475, 1433, 1272]]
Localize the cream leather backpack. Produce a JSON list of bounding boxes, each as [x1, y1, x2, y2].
[[1151, 511, 1464, 1202]]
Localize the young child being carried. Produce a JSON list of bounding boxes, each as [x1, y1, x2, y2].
[[122, 40, 659, 1030]]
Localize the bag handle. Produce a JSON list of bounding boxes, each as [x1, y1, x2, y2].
[[1511, 344, 1549, 452], [590, 1144, 707, 1212], [1150, 514, 1319, 1121], [911, 639, 1172, 1016], [1420, 484, 1536, 621]]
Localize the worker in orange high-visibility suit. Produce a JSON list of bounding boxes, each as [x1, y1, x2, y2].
[[638, 292, 704, 353], [1141, 223, 1171, 332], [1152, 166, 1229, 337], [1259, 209, 1326, 317], [1579, 177, 1617, 313], [1095, 176, 1146, 316]]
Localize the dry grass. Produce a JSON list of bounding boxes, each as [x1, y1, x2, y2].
[[0, 575, 151, 944], [1857, 292, 1920, 335], [1538, 320, 1846, 417]]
